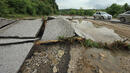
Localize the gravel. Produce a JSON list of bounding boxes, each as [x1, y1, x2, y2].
[[20, 43, 71, 73]]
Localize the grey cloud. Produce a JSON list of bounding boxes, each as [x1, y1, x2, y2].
[[56, 0, 130, 9]]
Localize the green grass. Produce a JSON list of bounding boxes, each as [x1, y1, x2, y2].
[[83, 40, 130, 50], [57, 37, 130, 51], [84, 39, 100, 48], [58, 36, 65, 40]]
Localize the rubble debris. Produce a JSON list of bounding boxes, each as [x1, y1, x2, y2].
[[53, 66, 58, 73], [58, 50, 64, 58], [19, 43, 71, 73]]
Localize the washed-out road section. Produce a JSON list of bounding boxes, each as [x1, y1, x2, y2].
[[0, 19, 43, 73]]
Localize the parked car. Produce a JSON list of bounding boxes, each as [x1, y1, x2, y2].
[[93, 12, 112, 20], [118, 11, 130, 22]]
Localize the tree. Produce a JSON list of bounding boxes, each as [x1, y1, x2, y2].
[[106, 3, 124, 17], [0, 0, 9, 16], [7, 0, 28, 14], [85, 10, 96, 16], [123, 3, 130, 11], [0, 0, 59, 17], [69, 9, 76, 15], [79, 7, 85, 16]]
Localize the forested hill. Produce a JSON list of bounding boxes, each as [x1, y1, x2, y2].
[[0, 0, 58, 17]]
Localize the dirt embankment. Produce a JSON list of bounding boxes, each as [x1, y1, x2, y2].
[[19, 41, 130, 73], [88, 19, 130, 41]]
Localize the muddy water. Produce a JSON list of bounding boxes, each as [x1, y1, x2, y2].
[[71, 20, 122, 43]]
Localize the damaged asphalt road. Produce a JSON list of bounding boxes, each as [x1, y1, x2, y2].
[[0, 16, 130, 73], [0, 18, 44, 73]]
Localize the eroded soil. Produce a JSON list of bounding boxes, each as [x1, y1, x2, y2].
[[19, 42, 130, 73]]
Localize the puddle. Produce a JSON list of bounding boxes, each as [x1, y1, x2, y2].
[[71, 20, 122, 43]]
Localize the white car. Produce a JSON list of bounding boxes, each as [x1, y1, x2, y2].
[[118, 11, 130, 22], [93, 12, 112, 20]]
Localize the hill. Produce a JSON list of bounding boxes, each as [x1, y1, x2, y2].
[[0, 0, 58, 17]]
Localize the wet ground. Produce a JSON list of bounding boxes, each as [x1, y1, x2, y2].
[[87, 19, 130, 42], [71, 20, 121, 43], [19, 42, 130, 73], [69, 47, 130, 73]]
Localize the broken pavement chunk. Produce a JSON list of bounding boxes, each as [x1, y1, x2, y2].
[[41, 18, 75, 41], [0, 19, 43, 37], [0, 43, 34, 73]]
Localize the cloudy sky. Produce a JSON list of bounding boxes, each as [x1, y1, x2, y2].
[[56, 0, 130, 9]]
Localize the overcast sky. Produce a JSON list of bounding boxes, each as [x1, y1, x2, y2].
[[56, 0, 130, 9]]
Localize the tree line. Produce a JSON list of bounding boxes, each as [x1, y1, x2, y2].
[[0, 0, 129, 18], [59, 3, 130, 17], [59, 8, 97, 16], [106, 3, 130, 17], [0, 0, 58, 17]]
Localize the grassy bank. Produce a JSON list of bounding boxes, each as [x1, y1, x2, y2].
[[57, 37, 130, 51]]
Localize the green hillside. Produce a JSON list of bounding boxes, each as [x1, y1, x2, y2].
[[0, 0, 58, 17]]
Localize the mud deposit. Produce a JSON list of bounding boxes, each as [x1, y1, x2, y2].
[[69, 48, 130, 73], [19, 42, 130, 73], [19, 42, 71, 73]]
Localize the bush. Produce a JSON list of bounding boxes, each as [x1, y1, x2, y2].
[[59, 9, 96, 16], [123, 3, 130, 11], [0, 0, 9, 16]]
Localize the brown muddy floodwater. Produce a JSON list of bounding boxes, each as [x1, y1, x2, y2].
[[19, 42, 130, 73]]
